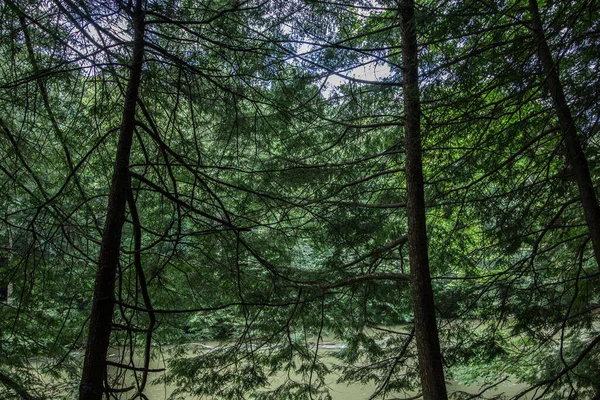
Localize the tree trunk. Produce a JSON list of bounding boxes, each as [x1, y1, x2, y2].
[[0, 255, 7, 302], [78, 2, 146, 399], [1, 229, 13, 304], [528, 0, 600, 270], [400, 1, 448, 399]]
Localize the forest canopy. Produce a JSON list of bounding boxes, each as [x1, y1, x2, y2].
[[1, 0, 599, 399]]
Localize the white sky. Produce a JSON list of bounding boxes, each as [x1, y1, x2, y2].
[[320, 58, 394, 97]]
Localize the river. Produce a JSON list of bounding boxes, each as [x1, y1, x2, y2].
[[107, 340, 529, 399]]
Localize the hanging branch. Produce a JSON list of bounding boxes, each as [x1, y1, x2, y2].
[[126, 185, 156, 397], [0, 371, 41, 400]]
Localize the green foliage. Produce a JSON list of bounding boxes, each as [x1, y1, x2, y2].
[[1, 0, 600, 398]]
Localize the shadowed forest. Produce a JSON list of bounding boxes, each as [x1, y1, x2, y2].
[[1, 0, 599, 399]]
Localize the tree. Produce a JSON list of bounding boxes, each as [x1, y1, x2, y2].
[[78, 0, 146, 398], [2, 0, 600, 399], [415, 1, 600, 397], [399, 0, 448, 398], [527, 0, 600, 270]]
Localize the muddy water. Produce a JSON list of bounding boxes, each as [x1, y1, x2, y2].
[[108, 342, 529, 400]]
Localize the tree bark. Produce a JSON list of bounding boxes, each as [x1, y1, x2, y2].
[[400, 1, 448, 399], [1, 227, 13, 304], [528, 0, 600, 270], [0, 254, 7, 302], [78, 2, 146, 399]]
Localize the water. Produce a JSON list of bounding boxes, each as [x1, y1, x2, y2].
[[107, 341, 529, 400]]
